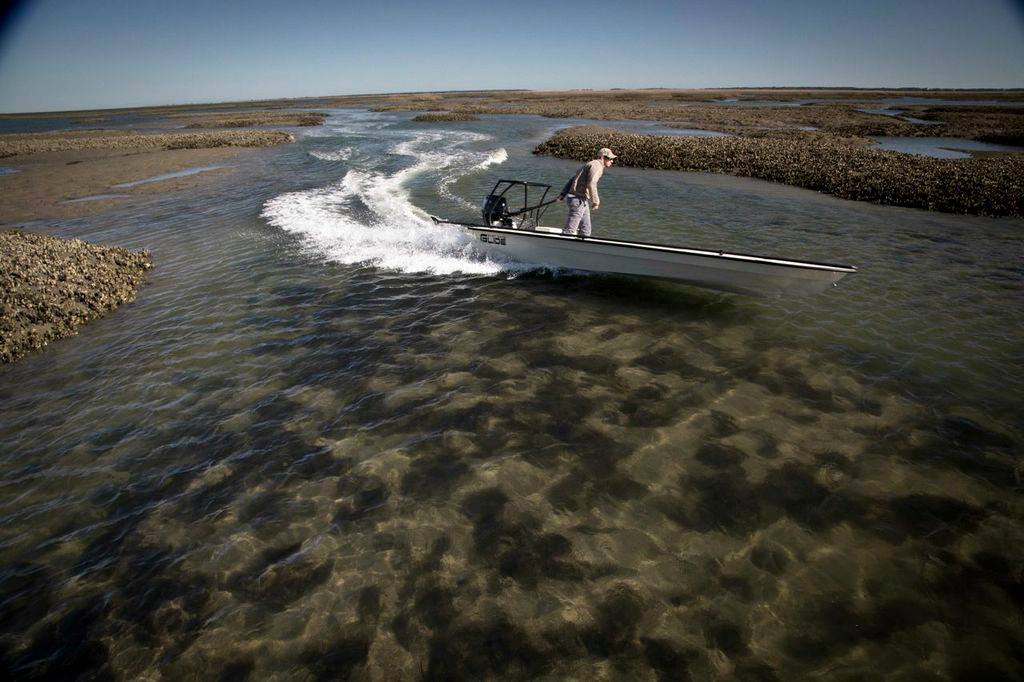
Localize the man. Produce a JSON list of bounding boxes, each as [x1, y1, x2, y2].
[[558, 147, 617, 238]]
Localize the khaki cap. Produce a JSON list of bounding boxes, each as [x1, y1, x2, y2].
[[599, 147, 617, 159]]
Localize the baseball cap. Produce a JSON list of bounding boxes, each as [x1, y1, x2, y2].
[[599, 147, 618, 159]]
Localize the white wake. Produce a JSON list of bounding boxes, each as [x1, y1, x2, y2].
[[263, 113, 514, 276]]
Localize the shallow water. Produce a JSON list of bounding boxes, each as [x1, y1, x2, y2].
[[62, 193, 131, 204], [856, 108, 943, 126], [112, 165, 225, 188], [869, 135, 1024, 158], [877, 97, 1024, 108], [1, 109, 1022, 680]]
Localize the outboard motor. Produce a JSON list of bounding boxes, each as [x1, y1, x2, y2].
[[482, 194, 514, 227]]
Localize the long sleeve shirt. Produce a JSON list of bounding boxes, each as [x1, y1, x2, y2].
[[561, 159, 605, 206]]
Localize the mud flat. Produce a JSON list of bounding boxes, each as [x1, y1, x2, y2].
[[0, 231, 152, 363], [0, 130, 295, 224], [535, 126, 1024, 217]]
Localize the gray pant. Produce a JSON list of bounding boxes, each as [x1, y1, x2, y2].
[[562, 195, 592, 237]]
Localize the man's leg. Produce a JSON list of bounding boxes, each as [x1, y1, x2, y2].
[[563, 197, 586, 235], [578, 201, 592, 238]]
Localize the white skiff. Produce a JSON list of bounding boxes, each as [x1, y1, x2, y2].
[[463, 224, 856, 294], [432, 179, 856, 295]]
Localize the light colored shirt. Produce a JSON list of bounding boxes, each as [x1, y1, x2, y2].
[[561, 159, 605, 206]]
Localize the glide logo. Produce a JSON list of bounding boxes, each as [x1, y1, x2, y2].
[[480, 233, 506, 245]]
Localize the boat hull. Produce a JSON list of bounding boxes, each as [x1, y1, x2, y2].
[[465, 226, 855, 294]]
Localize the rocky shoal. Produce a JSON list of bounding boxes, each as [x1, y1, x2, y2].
[[412, 112, 479, 122], [535, 126, 1024, 217], [1, 231, 153, 363], [180, 112, 328, 128]]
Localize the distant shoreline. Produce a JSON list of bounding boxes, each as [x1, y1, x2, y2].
[[2, 87, 1023, 118], [2, 91, 1021, 224]]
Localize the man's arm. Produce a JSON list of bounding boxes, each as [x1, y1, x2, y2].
[[588, 160, 603, 208]]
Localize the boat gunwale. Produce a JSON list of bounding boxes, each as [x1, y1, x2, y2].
[[460, 223, 857, 273]]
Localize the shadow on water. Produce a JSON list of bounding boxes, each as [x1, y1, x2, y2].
[[500, 269, 741, 318]]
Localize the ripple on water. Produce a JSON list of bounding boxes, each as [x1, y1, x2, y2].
[[0, 109, 1021, 680]]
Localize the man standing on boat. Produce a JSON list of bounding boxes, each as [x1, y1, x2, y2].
[[558, 147, 616, 238]]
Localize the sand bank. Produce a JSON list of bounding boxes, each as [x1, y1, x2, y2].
[[0, 130, 295, 224], [0, 231, 152, 363]]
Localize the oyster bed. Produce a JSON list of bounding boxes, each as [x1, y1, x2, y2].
[[349, 89, 1024, 144], [412, 112, 480, 122], [536, 126, 1024, 217], [179, 111, 328, 128], [0, 231, 152, 363], [0, 129, 295, 158]]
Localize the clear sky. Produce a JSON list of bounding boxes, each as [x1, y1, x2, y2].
[[0, 0, 1022, 113]]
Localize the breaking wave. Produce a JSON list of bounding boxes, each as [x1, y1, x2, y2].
[[309, 147, 352, 162]]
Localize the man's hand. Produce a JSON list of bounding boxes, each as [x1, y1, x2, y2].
[[592, 203, 600, 211]]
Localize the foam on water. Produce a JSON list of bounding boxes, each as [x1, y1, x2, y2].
[[263, 118, 516, 276], [438, 146, 508, 210], [309, 147, 353, 161]]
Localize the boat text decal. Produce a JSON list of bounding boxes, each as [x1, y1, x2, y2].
[[480, 233, 506, 245]]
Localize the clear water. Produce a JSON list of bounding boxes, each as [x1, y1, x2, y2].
[[1, 109, 1022, 680]]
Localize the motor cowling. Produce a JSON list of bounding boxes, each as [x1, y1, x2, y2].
[[482, 194, 513, 227]]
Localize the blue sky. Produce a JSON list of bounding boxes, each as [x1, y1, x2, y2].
[[0, 0, 1022, 113]]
